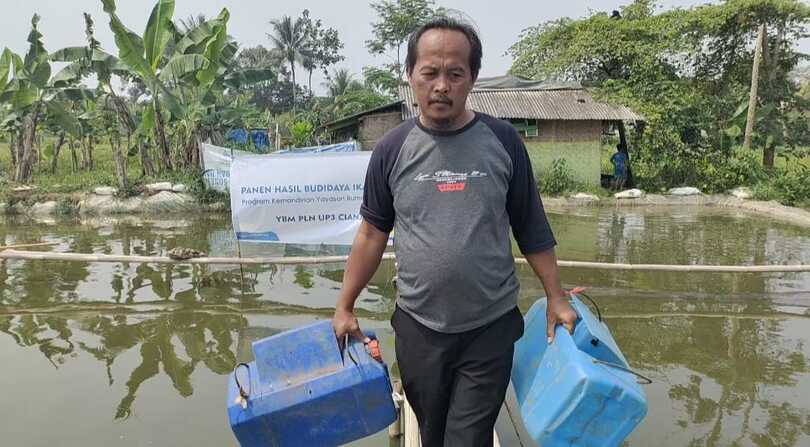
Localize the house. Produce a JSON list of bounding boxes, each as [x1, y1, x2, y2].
[[321, 100, 404, 151], [323, 76, 644, 186]]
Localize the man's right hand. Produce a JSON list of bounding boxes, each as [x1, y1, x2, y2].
[[332, 307, 370, 344]]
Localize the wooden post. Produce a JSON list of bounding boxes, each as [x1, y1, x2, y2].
[[743, 25, 765, 151]]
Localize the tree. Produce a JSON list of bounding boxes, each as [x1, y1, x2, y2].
[[235, 45, 298, 113], [0, 15, 89, 183], [52, 12, 155, 177], [100, 0, 185, 171], [322, 68, 390, 120], [324, 68, 363, 98], [268, 15, 308, 115], [299, 9, 344, 95], [362, 65, 400, 97], [366, 0, 442, 81], [102, 0, 273, 171], [507, 0, 810, 185]]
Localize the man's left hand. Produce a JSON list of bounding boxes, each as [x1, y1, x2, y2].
[[546, 296, 578, 344]]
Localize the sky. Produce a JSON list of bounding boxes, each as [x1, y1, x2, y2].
[[1, 0, 808, 95]]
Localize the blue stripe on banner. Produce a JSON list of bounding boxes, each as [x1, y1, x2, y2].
[[236, 231, 281, 242]]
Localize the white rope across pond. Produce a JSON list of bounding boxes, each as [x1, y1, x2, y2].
[[1, 249, 809, 273]]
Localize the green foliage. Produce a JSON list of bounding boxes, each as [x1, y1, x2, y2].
[[289, 121, 314, 147], [753, 165, 810, 206], [362, 65, 400, 96], [365, 0, 443, 84], [319, 68, 392, 121], [299, 9, 344, 78], [538, 159, 579, 195], [509, 0, 810, 187]]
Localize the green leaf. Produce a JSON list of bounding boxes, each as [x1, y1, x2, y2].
[[50, 46, 89, 62], [91, 49, 117, 64], [723, 124, 741, 138], [731, 101, 748, 119], [101, 0, 116, 14], [42, 142, 55, 161], [60, 88, 96, 102], [159, 54, 208, 82], [141, 102, 156, 132], [0, 48, 13, 92], [51, 62, 86, 87], [143, 0, 175, 71], [11, 86, 38, 109], [24, 14, 48, 70], [223, 69, 276, 90], [46, 101, 81, 136], [1, 112, 20, 129], [196, 13, 229, 87], [29, 60, 52, 88], [173, 8, 229, 56], [10, 53, 24, 76], [103, 4, 151, 80]]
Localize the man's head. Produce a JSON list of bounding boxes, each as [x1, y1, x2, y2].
[[405, 16, 482, 130]]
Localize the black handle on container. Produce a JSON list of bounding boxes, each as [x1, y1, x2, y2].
[[592, 359, 653, 385]]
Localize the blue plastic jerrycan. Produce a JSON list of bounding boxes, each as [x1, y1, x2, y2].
[[511, 296, 648, 447], [226, 320, 397, 447]]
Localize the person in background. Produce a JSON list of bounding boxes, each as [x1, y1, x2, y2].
[[611, 144, 629, 190]]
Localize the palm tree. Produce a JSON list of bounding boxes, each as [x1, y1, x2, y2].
[[267, 15, 308, 114], [323, 68, 365, 118], [324, 68, 362, 98]]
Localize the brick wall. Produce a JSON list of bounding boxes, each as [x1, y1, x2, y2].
[[359, 112, 403, 150]]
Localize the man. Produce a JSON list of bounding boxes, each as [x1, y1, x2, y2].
[[332, 16, 577, 447], [611, 144, 629, 190]]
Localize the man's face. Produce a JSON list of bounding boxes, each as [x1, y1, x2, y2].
[[408, 29, 475, 128]]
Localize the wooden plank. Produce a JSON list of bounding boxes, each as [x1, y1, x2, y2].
[[402, 393, 503, 446], [403, 394, 421, 447]]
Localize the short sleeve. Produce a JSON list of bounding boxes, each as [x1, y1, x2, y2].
[[506, 137, 557, 254], [359, 120, 414, 233], [360, 145, 395, 233]]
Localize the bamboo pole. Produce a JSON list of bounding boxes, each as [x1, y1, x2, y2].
[[1, 250, 809, 273], [0, 242, 59, 250]]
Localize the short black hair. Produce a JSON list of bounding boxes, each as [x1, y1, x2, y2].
[[405, 16, 482, 81]]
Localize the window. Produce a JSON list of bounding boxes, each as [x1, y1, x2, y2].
[[510, 119, 539, 138]]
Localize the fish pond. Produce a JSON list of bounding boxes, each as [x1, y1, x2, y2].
[[1, 206, 809, 446]]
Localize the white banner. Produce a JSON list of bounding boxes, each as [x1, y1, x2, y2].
[[202, 142, 359, 193], [201, 143, 253, 192], [229, 151, 372, 245]]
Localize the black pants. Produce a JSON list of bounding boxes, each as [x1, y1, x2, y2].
[[392, 306, 524, 447]]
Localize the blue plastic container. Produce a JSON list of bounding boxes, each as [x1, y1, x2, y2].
[[511, 296, 648, 447], [227, 320, 397, 447]]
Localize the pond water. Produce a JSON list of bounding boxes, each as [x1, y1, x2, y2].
[[1, 207, 809, 446]]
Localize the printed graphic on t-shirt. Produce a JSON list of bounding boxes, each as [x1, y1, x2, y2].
[[413, 170, 488, 192]]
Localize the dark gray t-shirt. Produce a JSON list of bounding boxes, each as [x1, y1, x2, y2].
[[361, 112, 556, 333]]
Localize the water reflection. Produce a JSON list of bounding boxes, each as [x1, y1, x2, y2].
[[0, 208, 809, 446]]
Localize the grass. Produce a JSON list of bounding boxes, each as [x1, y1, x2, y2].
[[0, 138, 230, 207], [0, 140, 147, 193], [600, 145, 810, 177]]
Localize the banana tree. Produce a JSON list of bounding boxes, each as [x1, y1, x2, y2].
[[0, 15, 92, 184], [101, 0, 274, 171], [101, 0, 186, 171], [52, 12, 156, 177], [161, 10, 275, 168]]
